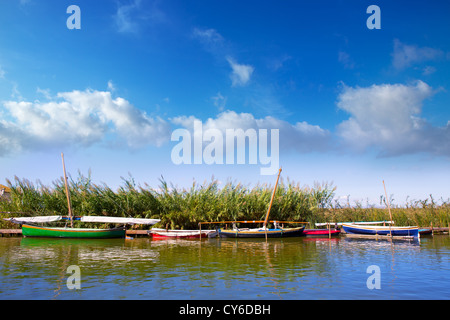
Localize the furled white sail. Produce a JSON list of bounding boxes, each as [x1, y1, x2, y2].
[[4, 215, 160, 225], [4, 216, 62, 223], [79, 216, 160, 225], [315, 220, 394, 227]]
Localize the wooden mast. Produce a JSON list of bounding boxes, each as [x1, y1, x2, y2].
[[382, 180, 393, 237], [263, 168, 282, 229], [61, 153, 73, 228]]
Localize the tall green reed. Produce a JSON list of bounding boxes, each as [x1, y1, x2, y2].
[[1, 173, 448, 229]]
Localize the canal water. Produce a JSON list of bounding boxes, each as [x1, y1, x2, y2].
[[0, 235, 449, 300]]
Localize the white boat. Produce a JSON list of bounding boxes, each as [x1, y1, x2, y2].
[[149, 228, 215, 239], [342, 223, 419, 238]]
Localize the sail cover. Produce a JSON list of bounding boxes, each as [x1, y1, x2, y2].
[[4, 216, 62, 223], [79, 216, 160, 225], [4, 215, 160, 225]]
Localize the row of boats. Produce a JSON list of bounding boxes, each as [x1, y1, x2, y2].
[[4, 218, 423, 240], [149, 220, 424, 239], [2, 156, 426, 241]]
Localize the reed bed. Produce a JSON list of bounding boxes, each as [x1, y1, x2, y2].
[[1, 173, 449, 229]]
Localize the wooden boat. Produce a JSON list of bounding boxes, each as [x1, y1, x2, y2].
[[149, 228, 215, 239], [201, 168, 307, 239], [3, 153, 160, 239], [21, 224, 126, 238], [5, 215, 160, 239], [303, 229, 340, 237], [217, 226, 305, 238], [419, 228, 432, 235], [342, 223, 419, 238]]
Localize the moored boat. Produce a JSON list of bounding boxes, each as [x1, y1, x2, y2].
[[21, 224, 126, 238], [303, 229, 340, 237], [419, 228, 432, 235], [3, 153, 160, 239], [149, 228, 215, 239], [200, 168, 307, 239], [217, 226, 305, 238], [342, 223, 419, 238], [5, 215, 160, 239]]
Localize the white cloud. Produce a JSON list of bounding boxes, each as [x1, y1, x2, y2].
[[114, 0, 141, 33], [338, 51, 355, 69], [392, 39, 444, 70], [226, 57, 254, 87], [113, 0, 165, 34], [192, 28, 224, 46], [336, 80, 450, 156], [0, 88, 171, 155], [211, 92, 227, 111], [172, 110, 330, 153]]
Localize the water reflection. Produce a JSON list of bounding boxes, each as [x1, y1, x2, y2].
[[1, 235, 449, 299]]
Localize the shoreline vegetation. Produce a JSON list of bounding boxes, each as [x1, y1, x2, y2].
[[1, 173, 449, 230]]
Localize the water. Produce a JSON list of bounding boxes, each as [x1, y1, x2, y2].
[[0, 235, 449, 300]]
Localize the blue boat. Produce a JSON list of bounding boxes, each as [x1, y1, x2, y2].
[[342, 223, 419, 238], [217, 226, 305, 238]]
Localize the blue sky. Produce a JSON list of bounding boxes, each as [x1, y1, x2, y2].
[[1, 0, 450, 206]]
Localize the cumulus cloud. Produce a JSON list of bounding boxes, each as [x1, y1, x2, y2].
[[172, 110, 330, 153], [0, 88, 171, 156], [336, 80, 450, 156], [226, 57, 254, 87], [392, 39, 444, 70]]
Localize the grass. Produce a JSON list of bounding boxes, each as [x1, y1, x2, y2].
[[1, 172, 449, 229]]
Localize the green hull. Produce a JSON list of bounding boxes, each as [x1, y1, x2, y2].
[[22, 224, 126, 239]]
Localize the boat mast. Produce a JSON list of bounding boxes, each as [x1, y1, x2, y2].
[[382, 180, 393, 237], [263, 168, 282, 229], [61, 153, 73, 228]]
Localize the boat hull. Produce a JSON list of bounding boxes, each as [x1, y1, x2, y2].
[[342, 224, 419, 237], [419, 228, 432, 235], [218, 226, 305, 238], [22, 224, 126, 239], [150, 229, 215, 239], [304, 229, 340, 237]]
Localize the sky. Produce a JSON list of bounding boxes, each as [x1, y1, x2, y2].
[[1, 0, 449, 206]]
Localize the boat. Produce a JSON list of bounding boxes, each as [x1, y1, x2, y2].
[[21, 224, 126, 238], [334, 181, 420, 239], [419, 228, 432, 235], [217, 225, 305, 238], [149, 228, 216, 239], [5, 215, 161, 239], [303, 229, 340, 237], [342, 223, 419, 238], [202, 168, 306, 239], [3, 153, 160, 239]]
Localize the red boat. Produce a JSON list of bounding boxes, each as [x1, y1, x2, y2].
[[303, 229, 340, 237], [149, 228, 215, 239]]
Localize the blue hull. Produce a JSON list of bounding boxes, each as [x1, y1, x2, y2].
[[218, 226, 305, 238], [342, 224, 419, 238]]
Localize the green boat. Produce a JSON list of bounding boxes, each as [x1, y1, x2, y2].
[[3, 153, 160, 239], [21, 224, 126, 238], [5, 215, 160, 239]]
